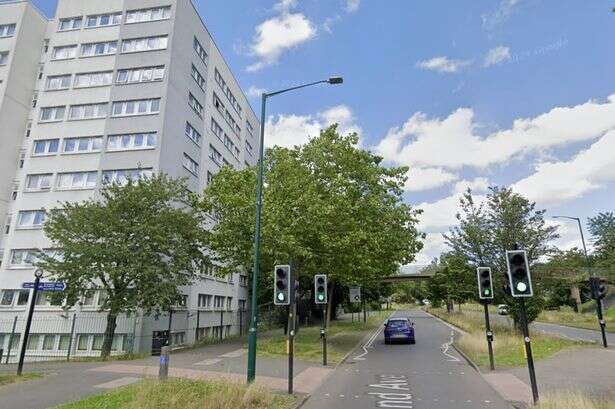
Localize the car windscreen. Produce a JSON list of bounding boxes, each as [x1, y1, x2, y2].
[[387, 320, 409, 329]]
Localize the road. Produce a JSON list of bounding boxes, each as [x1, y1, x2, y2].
[[302, 309, 511, 409]]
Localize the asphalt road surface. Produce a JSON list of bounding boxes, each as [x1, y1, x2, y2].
[[303, 309, 511, 409]]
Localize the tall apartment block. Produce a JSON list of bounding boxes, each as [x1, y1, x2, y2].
[[0, 0, 260, 359]]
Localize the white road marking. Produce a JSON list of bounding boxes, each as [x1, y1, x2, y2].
[[94, 377, 140, 389], [219, 348, 247, 358], [353, 322, 385, 361], [194, 358, 222, 366], [441, 330, 461, 362]]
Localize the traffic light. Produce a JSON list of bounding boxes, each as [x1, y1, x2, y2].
[[505, 250, 533, 297], [274, 265, 291, 305], [314, 274, 327, 304], [476, 267, 494, 300], [589, 277, 609, 300]]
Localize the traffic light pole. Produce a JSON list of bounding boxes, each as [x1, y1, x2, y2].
[[287, 283, 296, 395], [519, 297, 539, 405], [321, 304, 327, 366], [482, 301, 495, 371], [596, 299, 608, 348]]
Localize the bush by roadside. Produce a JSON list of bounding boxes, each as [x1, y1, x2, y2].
[[427, 307, 588, 368], [257, 312, 388, 365], [536, 391, 615, 409], [55, 379, 297, 409]]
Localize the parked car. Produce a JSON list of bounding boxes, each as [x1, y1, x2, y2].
[[384, 317, 415, 344], [497, 304, 510, 315], [421, 299, 431, 306]]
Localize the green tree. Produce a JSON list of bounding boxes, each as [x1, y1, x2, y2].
[[38, 175, 209, 358], [425, 252, 475, 311], [588, 212, 615, 279], [445, 186, 559, 327], [535, 248, 587, 311], [199, 126, 423, 323]]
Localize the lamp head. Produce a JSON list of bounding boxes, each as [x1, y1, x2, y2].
[[328, 76, 343, 85], [34, 268, 44, 279]]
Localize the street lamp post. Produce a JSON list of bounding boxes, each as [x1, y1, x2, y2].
[[246, 77, 343, 383], [553, 215, 608, 347]]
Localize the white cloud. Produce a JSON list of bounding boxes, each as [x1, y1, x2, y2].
[[482, 0, 521, 30], [374, 94, 615, 171], [416, 56, 472, 73], [513, 130, 615, 206], [411, 233, 448, 266], [484, 46, 511, 67], [417, 178, 489, 233], [404, 168, 459, 192], [345, 0, 361, 13], [247, 2, 317, 72], [247, 86, 267, 98], [265, 105, 361, 148]]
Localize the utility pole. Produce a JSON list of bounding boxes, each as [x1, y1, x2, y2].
[[17, 269, 43, 376]]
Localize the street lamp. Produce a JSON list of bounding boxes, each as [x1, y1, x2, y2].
[[246, 76, 343, 383], [552, 215, 608, 347]]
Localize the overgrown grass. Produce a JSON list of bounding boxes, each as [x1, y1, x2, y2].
[[257, 312, 388, 364], [56, 379, 297, 409], [538, 306, 615, 333], [536, 391, 615, 409], [428, 307, 588, 368], [0, 372, 42, 386]]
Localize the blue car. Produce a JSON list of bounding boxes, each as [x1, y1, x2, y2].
[[384, 317, 415, 344]]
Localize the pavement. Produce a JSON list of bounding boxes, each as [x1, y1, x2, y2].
[[0, 337, 331, 409], [302, 309, 512, 409]]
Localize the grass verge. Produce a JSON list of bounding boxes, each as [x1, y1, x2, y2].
[[56, 379, 297, 409], [537, 306, 615, 333], [428, 307, 588, 369], [257, 311, 388, 365], [536, 390, 615, 409], [0, 372, 43, 386]]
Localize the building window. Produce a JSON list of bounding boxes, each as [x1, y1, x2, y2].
[[45, 74, 71, 91], [107, 133, 156, 151], [214, 68, 242, 117], [74, 71, 113, 88], [0, 24, 16, 38], [112, 99, 160, 117], [191, 64, 206, 90], [39, 106, 66, 122], [245, 140, 254, 156], [102, 169, 153, 186], [226, 297, 233, 310], [116, 66, 165, 84], [210, 118, 225, 142], [239, 299, 247, 310], [206, 171, 214, 185], [247, 122, 255, 137], [121, 35, 168, 53], [32, 139, 60, 156], [0, 52, 8, 66], [182, 153, 199, 176], [126, 6, 171, 24], [63, 136, 103, 153], [85, 13, 122, 28], [25, 174, 53, 192], [80, 41, 117, 57], [209, 145, 223, 166], [198, 294, 212, 308], [185, 122, 201, 145], [223, 135, 236, 156], [10, 249, 39, 267], [239, 275, 248, 286], [188, 93, 203, 117], [68, 103, 108, 120], [57, 172, 98, 190], [58, 17, 82, 31], [51, 45, 77, 60], [16, 210, 46, 229], [193, 37, 208, 66], [77, 334, 89, 350], [214, 296, 225, 309]]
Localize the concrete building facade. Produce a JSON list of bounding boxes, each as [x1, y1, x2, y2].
[[0, 0, 259, 360]]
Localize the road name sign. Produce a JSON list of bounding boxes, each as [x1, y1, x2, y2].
[[22, 282, 66, 292]]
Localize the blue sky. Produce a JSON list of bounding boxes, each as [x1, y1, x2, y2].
[[28, 0, 615, 266]]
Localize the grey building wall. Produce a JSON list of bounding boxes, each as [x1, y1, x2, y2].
[[0, 0, 258, 356]]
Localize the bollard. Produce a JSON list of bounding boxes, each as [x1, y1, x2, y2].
[[159, 346, 170, 381]]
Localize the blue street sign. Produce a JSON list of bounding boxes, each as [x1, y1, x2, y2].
[[22, 282, 66, 292]]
